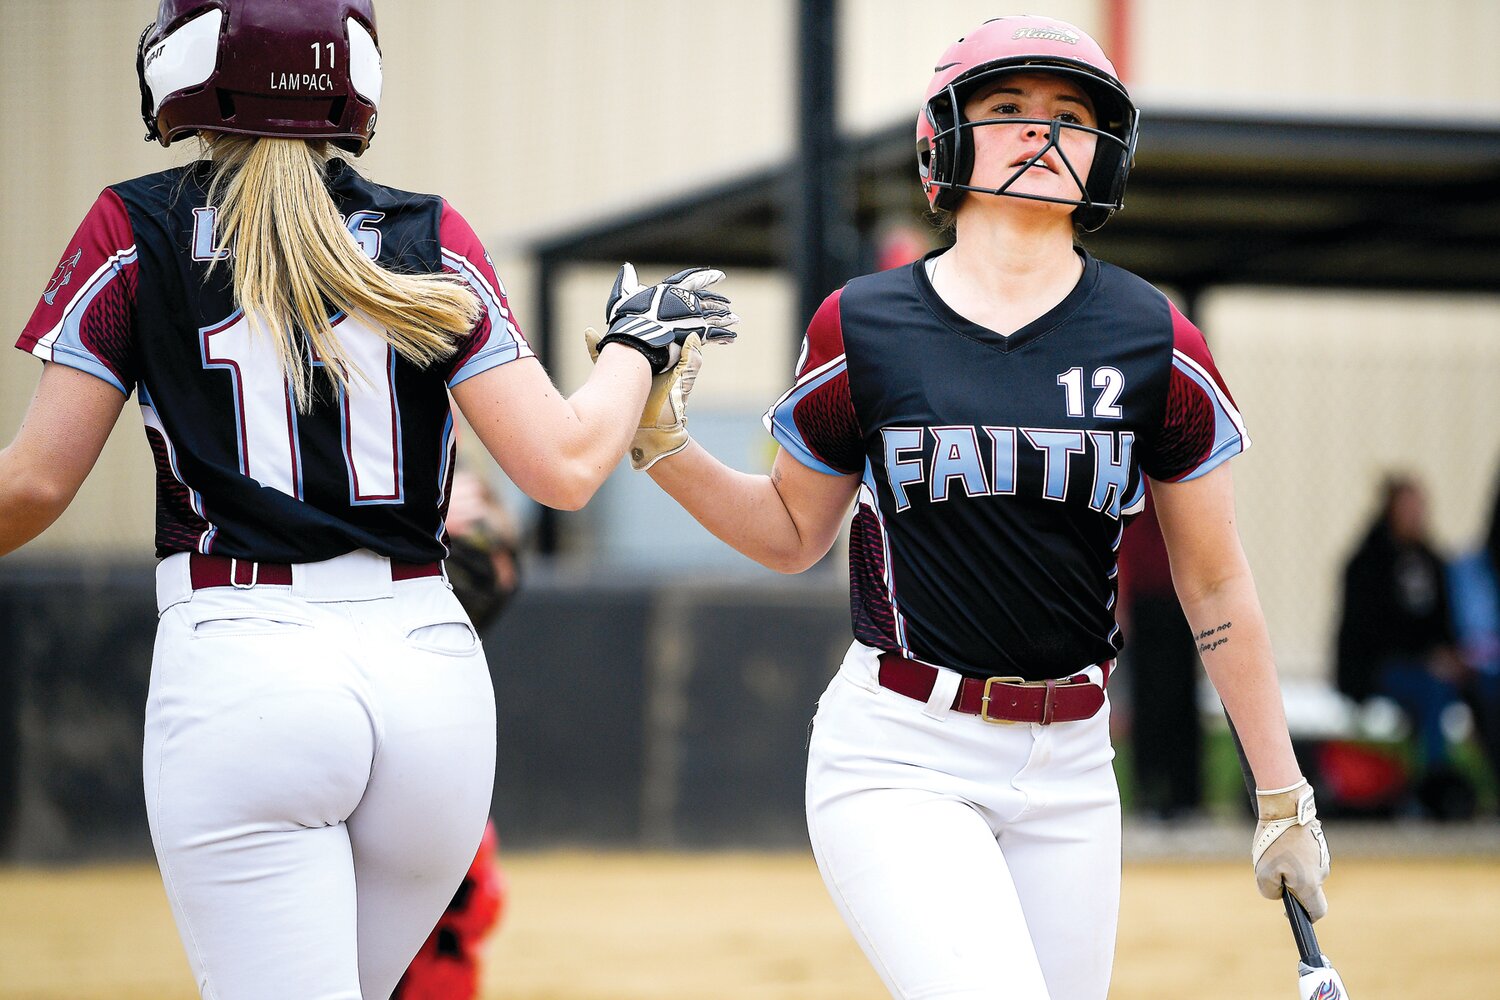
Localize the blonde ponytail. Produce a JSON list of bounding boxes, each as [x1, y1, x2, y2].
[[204, 136, 481, 410]]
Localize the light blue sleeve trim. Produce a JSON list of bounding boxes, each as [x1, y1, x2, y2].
[[448, 340, 523, 388], [32, 340, 129, 396], [762, 362, 853, 477], [1170, 356, 1251, 482]]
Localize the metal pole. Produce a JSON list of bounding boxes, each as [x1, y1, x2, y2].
[[792, 0, 850, 330], [534, 253, 560, 555]]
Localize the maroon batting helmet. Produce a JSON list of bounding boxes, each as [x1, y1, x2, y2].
[[916, 15, 1138, 230], [136, 0, 383, 154]]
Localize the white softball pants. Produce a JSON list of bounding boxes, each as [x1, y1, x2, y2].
[[144, 551, 496, 1000], [806, 642, 1120, 1000]]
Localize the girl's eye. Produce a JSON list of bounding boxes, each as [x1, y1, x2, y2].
[[989, 102, 1021, 115], [1057, 112, 1083, 125]]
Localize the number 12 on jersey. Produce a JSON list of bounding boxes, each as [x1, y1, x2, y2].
[[1057, 367, 1124, 419], [201, 310, 403, 505]]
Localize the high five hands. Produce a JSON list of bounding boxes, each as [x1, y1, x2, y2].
[[594, 264, 739, 374], [585, 263, 741, 469]]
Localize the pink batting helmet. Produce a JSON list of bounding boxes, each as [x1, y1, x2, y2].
[[916, 15, 1138, 230], [136, 0, 383, 154]]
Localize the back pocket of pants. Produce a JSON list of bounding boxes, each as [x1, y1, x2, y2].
[[406, 620, 479, 656], [190, 614, 310, 639]]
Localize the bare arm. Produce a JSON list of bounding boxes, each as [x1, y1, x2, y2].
[[1151, 463, 1301, 789], [647, 443, 860, 573], [451, 344, 651, 511], [0, 364, 127, 556]]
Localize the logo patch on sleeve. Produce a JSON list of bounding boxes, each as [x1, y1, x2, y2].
[[43, 249, 83, 305]]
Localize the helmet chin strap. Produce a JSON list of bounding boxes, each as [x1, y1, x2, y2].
[[969, 118, 1093, 212]]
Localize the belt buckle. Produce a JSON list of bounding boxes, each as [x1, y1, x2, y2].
[[980, 676, 1028, 725]]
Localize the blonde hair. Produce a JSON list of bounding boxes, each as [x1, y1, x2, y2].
[[204, 135, 481, 410]]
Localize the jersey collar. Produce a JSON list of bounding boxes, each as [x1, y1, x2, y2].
[[911, 246, 1100, 354]]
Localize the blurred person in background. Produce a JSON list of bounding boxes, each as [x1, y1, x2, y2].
[[1440, 465, 1500, 806], [1117, 487, 1203, 819], [440, 469, 523, 633], [597, 15, 1330, 1000], [0, 0, 730, 995], [1336, 475, 1500, 816]]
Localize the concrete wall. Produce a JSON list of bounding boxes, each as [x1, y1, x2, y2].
[[0, 563, 851, 859]]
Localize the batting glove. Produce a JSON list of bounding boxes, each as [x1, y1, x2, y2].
[[584, 328, 703, 470], [595, 263, 739, 374], [1252, 778, 1331, 921]]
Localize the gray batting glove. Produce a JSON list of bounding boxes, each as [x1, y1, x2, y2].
[[596, 263, 739, 374], [1252, 778, 1331, 921]]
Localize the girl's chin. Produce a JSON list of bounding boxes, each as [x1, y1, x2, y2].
[[964, 188, 1082, 213]]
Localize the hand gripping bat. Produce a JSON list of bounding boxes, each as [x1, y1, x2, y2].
[[1224, 714, 1352, 999]]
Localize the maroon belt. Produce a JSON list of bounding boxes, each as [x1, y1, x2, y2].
[[877, 651, 1108, 725], [188, 552, 442, 590]]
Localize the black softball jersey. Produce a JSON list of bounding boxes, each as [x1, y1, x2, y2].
[[16, 160, 531, 563], [765, 250, 1249, 680]]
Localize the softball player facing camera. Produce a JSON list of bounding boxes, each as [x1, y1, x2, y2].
[[613, 15, 1331, 1000], [0, 2, 731, 997]]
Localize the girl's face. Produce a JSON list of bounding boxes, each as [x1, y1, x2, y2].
[[960, 71, 1099, 213]]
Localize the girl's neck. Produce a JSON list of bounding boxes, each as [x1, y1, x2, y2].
[[942, 207, 1079, 295], [928, 206, 1083, 336]]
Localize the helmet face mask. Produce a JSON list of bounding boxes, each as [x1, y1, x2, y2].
[[136, 0, 384, 154], [916, 17, 1139, 231]]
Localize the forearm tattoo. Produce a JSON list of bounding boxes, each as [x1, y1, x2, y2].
[[1196, 620, 1233, 654]]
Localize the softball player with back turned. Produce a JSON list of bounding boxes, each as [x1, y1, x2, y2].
[[609, 15, 1330, 1000], [0, 2, 732, 997]]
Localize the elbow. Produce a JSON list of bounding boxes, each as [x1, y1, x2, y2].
[[1174, 567, 1252, 611], [761, 545, 825, 576], [2, 453, 72, 515], [534, 461, 609, 512], [0, 468, 73, 552], [537, 483, 594, 512], [21, 476, 73, 515]]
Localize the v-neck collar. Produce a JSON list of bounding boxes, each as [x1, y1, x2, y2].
[[911, 246, 1100, 354]]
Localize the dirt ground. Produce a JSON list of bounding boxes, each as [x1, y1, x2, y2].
[[2, 852, 1497, 999]]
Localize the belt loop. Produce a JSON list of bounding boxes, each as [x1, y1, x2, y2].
[[923, 665, 961, 721], [1041, 679, 1058, 726], [229, 558, 258, 589], [156, 552, 193, 614]]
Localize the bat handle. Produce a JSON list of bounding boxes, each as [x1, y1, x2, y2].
[[1283, 886, 1327, 968]]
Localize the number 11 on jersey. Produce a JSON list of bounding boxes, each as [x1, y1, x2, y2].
[[201, 310, 403, 505]]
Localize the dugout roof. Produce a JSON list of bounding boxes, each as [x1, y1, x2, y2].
[[532, 108, 1500, 313]]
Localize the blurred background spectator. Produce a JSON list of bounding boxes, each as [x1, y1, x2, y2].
[[1336, 475, 1500, 817], [1118, 488, 1202, 820], [443, 469, 523, 633]]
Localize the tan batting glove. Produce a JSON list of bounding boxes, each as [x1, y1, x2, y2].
[[583, 327, 703, 471], [1252, 778, 1330, 921], [629, 332, 702, 470]]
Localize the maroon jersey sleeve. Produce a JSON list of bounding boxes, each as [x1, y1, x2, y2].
[[436, 200, 534, 387], [1138, 302, 1251, 482], [15, 189, 139, 395], [762, 289, 864, 476]]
